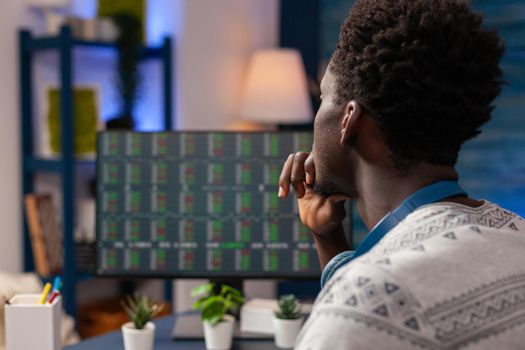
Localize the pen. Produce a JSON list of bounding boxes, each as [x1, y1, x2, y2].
[[52, 276, 61, 292], [39, 283, 52, 305], [48, 290, 60, 304]]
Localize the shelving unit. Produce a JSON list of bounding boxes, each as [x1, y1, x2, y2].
[[19, 25, 174, 318]]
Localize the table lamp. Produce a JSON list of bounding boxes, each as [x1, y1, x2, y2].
[[240, 49, 313, 125]]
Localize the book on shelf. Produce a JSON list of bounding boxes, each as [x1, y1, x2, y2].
[[24, 194, 63, 277]]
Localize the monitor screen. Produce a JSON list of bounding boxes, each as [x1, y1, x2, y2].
[[96, 131, 351, 278]]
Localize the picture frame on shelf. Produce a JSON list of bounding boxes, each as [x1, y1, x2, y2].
[[38, 84, 102, 160]]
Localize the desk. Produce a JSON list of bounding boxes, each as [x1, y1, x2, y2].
[[65, 315, 278, 350]]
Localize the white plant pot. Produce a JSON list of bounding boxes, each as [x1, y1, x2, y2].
[[122, 321, 155, 350], [273, 316, 304, 349], [203, 314, 235, 350]]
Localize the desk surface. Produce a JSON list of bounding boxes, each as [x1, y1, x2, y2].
[[65, 315, 278, 350]]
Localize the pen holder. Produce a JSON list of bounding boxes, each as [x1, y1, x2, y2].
[[5, 293, 62, 350]]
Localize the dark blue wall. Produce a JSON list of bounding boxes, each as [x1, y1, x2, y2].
[[457, 0, 525, 216], [280, 0, 321, 116], [319, 0, 525, 237], [321, 0, 354, 62]]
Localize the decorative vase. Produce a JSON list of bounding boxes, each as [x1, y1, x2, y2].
[[121, 321, 155, 350], [203, 314, 235, 350], [44, 10, 65, 35], [272, 316, 303, 349], [96, 17, 119, 42]]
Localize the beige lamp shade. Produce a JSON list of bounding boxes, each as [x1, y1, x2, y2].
[[240, 49, 313, 124]]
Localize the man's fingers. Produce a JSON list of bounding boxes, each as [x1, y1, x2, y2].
[[291, 152, 309, 198], [304, 153, 316, 186], [278, 154, 295, 197], [328, 194, 350, 204]]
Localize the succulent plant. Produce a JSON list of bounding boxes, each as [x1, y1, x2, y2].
[[275, 294, 301, 320], [121, 294, 164, 329], [192, 283, 245, 326]]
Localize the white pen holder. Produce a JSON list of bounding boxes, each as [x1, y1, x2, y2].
[[5, 293, 62, 350]]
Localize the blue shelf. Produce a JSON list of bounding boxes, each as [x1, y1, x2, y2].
[[24, 158, 63, 173], [24, 157, 96, 173], [22, 35, 165, 60], [42, 272, 94, 285], [19, 25, 174, 319]]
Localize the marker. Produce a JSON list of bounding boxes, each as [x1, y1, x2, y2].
[[52, 276, 62, 292], [39, 283, 52, 305], [48, 290, 60, 304]]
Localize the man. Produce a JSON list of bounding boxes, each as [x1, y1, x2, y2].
[[279, 0, 525, 348]]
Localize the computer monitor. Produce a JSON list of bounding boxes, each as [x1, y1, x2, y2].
[[96, 131, 352, 279]]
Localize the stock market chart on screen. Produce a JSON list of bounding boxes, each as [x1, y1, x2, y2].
[[96, 131, 350, 278]]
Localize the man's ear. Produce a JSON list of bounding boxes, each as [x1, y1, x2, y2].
[[340, 100, 363, 146]]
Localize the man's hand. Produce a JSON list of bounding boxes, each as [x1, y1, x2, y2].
[[278, 152, 349, 235]]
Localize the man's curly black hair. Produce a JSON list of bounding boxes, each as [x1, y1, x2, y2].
[[330, 0, 505, 169]]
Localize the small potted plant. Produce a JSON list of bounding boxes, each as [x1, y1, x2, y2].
[[121, 294, 163, 350], [273, 294, 303, 349], [192, 282, 244, 350]]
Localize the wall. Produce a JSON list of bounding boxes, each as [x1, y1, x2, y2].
[[159, 0, 281, 310], [457, 0, 525, 216], [174, 0, 280, 130], [0, 0, 280, 310], [320, 0, 525, 243], [100, 0, 281, 310], [0, 1, 31, 272]]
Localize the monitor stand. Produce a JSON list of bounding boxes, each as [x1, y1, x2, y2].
[[171, 279, 273, 340]]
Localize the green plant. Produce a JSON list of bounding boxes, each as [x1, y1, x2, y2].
[[111, 12, 142, 126], [192, 283, 244, 326], [121, 294, 164, 329], [98, 0, 146, 41], [274, 295, 301, 320]]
